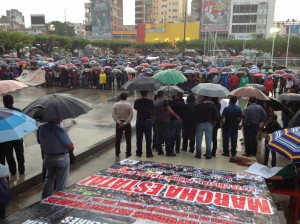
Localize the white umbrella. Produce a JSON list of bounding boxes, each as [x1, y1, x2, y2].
[[124, 67, 136, 74], [191, 83, 230, 97]]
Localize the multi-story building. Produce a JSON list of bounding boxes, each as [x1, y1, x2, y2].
[[135, 0, 187, 24], [84, 0, 123, 40], [229, 0, 276, 40], [6, 9, 25, 28], [190, 0, 202, 22]]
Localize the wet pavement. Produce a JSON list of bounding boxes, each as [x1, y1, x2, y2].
[[2, 86, 290, 223]]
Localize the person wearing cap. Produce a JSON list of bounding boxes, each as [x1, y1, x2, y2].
[[112, 92, 133, 157], [242, 96, 267, 157], [38, 119, 74, 199]]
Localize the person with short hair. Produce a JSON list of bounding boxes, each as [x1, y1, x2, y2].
[[221, 96, 243, 158], [112, 92, 133, 157], [38, 119, 74, 199], [134, 91, 154, 158], [242, 96, 268, 157], [0, 95, 25, 175]]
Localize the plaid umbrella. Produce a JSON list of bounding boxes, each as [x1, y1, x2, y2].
[[230, 86, 270, 101], [267, 127, 300, 163]]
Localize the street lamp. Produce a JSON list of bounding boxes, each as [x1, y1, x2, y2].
[[182, 0, 188, 58], [285, 19, 296, 67], [270, 27, 279, 66]]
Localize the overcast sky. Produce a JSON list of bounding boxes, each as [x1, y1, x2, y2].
[[0, 0, 298, 27]]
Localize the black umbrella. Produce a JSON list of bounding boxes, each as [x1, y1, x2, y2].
[[278, 93, 300, 102], [269, 97, 283, 111], [238, 67, 249, 73], [22, 93, 93, 122], [121, 77, 162, 91], [221, 67, 234, 73]]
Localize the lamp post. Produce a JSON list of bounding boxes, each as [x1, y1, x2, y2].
[[285, 19, 296, 67], [182, 0, 187, 58], [270, 27, 279, 66]]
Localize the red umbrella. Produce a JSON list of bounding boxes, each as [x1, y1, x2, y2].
[[282, 73, 295, 79], [66, 63, 75, 67], [81, 57, 89, 62], [253, 73, 266, 77], [209, 68, 219, 73], [274, 70, 285, 75], [92, 67, 102, 72], [230, 86, 270, 101], [140, 63, 149, 67]]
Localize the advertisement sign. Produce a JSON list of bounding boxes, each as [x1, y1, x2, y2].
[[6, 160, 280, 224], [201, 0, 230, 31], [145, 0, 153, 23], [91, 0, 111, 39], [290, 24, 300, 37]]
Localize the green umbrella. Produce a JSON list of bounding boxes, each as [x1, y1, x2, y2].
[[153, 69, 187, 85]]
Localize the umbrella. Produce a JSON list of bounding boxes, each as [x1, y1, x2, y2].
[[140, 63, 149, 67], [103, 66, 112, 70], [230, 86, 270, 101], [91, 67, 102, 72], [191, 83, 230, 98], [124, 67, 135, 74], [253, 73, 266, 77], [269, 97, 283, 111], [37, 61, 47, 66], [0, 80, 28, 94], [121, 77, 162, 91], [246, 84, 266, 92], [67, 66, 78, 72], [153, 69, 187, 85], [295, 74, 300, 79], [269, 73, 281, 78], [283, 69, 294, 74], [0, 108, 37, 143], [81, 57, 89, 62], [208, 68, 219, 73], [0, 61, 8, 67], [249, 68, 260, 74], [238, 67, 250, 73], [183, 69, 195, 75], [9, 63, 19, 68], [282, 73, 295, 79], [113, 68, 122, 74], [221, 67, 234, 73], [142, 68, 153, 74], [278, 93, 300, 102], [153, 85, 184, 96], [274, 70, 285, 75], [267, 127, 300, 163], [134, 66, 144, 70], [288, 111, 300, 128], [22, 93, 93, 123]]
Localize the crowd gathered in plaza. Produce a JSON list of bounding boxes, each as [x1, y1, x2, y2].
[[0, 53, 300, 218]]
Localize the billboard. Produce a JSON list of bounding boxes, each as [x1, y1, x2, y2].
[[145, 0, 152, 23], [91, 0, 111, 39], [30, 14, 45, 25], [201, 0, 230, 31], [290, 24, 300, 37]]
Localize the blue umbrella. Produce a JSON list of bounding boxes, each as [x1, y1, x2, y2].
[[37, 61, 47, 66], [0, 108, 37, 143]]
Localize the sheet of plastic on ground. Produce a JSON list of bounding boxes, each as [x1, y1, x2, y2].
[[5, 159, 280, 224]]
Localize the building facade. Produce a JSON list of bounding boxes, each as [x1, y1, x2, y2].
[[84, 0, 123, 40]]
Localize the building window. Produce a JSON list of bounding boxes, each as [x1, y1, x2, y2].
[[232, 25, 256, 33], [233, 4, 258, 13], [172, 9, 178, 12]]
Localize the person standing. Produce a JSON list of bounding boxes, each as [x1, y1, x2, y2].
[[134, 91, 154, 158], [242, 96, 267, 157], [221, 96, 243, 158], [170, 92, 185, 153], [239, 73, 249, 87], [0, 164, 11, 220], [112, 92, 133, 157], [1, 95, 25, 175], [264, 76, 274, 96], [182, 94, 196, 153], [153, 91, 181, 157], [38, 119, 74, 199], [211, 97, 221, 157], [194, 96, 220, 159]]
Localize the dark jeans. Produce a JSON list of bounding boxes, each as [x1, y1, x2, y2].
[[171, 120, 183, 152], [182, 125, 195, 152], [212, 126, 219, 155], [264, 139, 276, 167], [243, 124, 258, 156], [222, 125, 238, 156], [155, 120, 172, 155], [0, 140, 24, 174], [136, 119, 153, 157], [115, 123, 132, 156]]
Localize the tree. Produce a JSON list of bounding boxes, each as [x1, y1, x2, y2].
[[132, 42, 172, 55], [47, 21, 76, 37], [33, 35, 71, 55]]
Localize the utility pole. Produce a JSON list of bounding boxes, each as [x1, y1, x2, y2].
[[182, 0, 187, 58]]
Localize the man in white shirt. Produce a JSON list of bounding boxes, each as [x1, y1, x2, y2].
[[112, 92, 133, 157]]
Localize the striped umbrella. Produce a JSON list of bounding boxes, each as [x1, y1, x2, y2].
[[0, 108, 37, 143], [267, 127, 300, 163]]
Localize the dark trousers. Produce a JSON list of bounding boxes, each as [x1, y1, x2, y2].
[[155, 120, 172, 155], [136, 119, 153, 157], [222, 125, 238, 156], [212, 127, 219, 155], [0, 140, 24, 174], [264, 139, 276, 167], [182, 125, 195, 152], [115, 123, 132, 156], [243, 124, 258, 156], [171, 120, 183, 152]]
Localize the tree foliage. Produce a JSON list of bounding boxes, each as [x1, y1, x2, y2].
[[47, 21, 76, 37]]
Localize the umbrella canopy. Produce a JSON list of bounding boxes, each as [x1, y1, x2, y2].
[[238, 67, 250, 73], [154, 85, 184, 96], [230, 86, 270, 101], [191, 83, 230, 97], [249, 68, 260, 74], [208, 68, 219, 74], [0, 108, 37, 143], [246, 84, 266, 92], [22, 93, 93, 123], [253, 73, 266, 77], [0, 80, 28, 94], [140, 63, 149, 67], [267, 127, 300, 163], [124, 67, 135, 74], [153, 69, 187, 85], [282, 73, 295, 79], [0, 61, 8, 67], [220, 67, 234, 73], [269, 73, 281, 78], [142, 68, 154, 74], [295, 73, 300, 79], [269, 97, 283, 111], [278, 93, 300, 102], [274, 70, 285, 75], [121, 77, 162, 91]]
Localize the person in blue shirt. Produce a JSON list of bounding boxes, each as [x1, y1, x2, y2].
[[220, 73, 229, 89]]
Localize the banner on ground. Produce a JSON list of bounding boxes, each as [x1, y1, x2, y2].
[[6, 160, 280, 224], [15, 69, 45, 86]]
